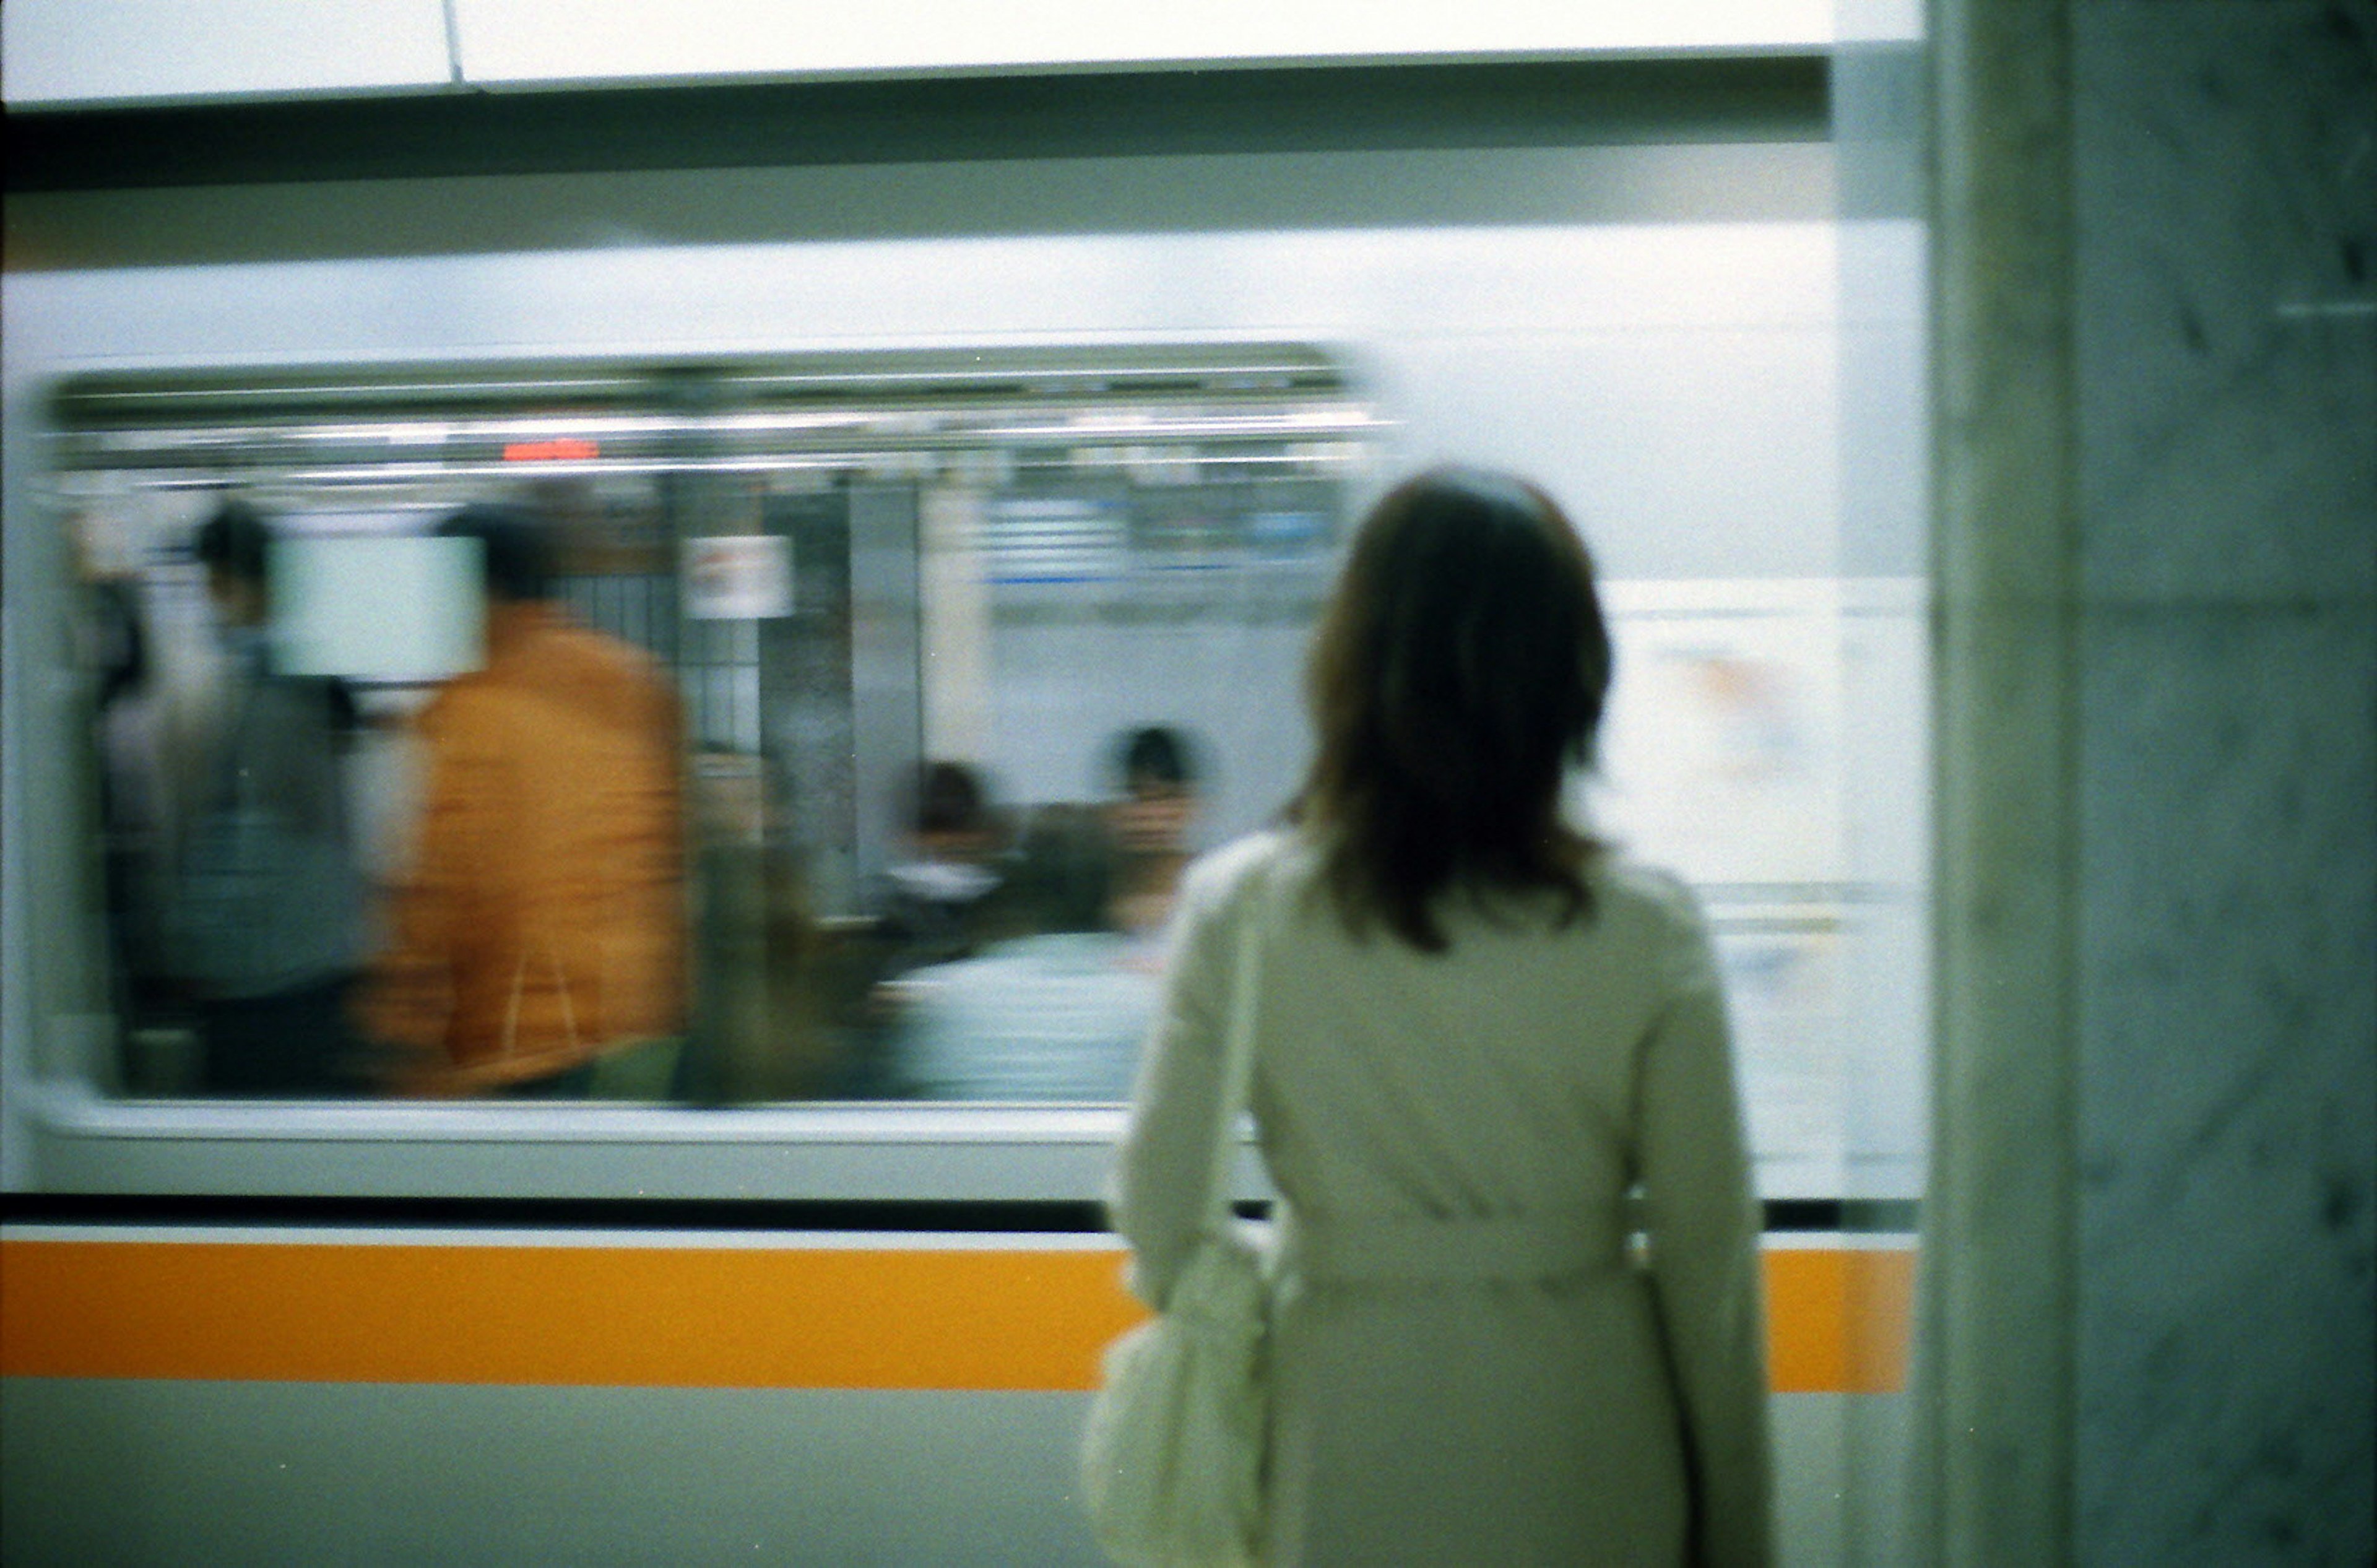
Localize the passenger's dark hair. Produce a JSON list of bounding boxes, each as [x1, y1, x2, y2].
[[193, 500, 272, 587], [1011, 803, 1117, 935], [1114, 726, 1198, 794], [1290, 466, 1613, 953], [915, 761, 992, 839], [437, 503, 555, 602]]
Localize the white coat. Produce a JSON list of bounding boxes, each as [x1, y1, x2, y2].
[[1113, 832, 1772, 1567]]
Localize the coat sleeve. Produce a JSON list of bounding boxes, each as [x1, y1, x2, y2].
[[1107, 847, 1253, 1308], [358, 697, 494, 1076], [1634, 891, 1775, 1568]]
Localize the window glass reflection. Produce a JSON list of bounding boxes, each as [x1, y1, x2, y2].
[[58, 352, 1372, 1104]]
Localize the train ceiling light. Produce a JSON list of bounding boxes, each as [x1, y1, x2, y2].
[[48, 345, 1390, 490]]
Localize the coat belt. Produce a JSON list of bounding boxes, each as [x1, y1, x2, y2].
[[1284, 1209, 1629, 1284]]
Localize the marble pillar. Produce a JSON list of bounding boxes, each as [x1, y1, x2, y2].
[[1924, 0, 2376, 1561], [2071, 3, 2375, 1560], [1923, 0, 2082, 1557]]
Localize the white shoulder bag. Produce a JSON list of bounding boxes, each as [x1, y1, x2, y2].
[[1081, 867, 1272, 1568]]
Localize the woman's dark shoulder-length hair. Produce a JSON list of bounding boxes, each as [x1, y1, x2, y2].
[[1290, 466, 1614, 953]]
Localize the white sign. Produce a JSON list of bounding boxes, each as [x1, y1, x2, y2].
[[684, 535, 793, 620], [271, 534, 485, 682]]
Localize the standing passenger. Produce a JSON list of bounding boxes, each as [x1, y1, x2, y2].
[[363, 505, 685, 1096], [168, 501, 367, 1094], [1112, 468, 1772, 1565]]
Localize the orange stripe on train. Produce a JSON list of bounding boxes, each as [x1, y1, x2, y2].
[[0, 1240, 1912, 1394]]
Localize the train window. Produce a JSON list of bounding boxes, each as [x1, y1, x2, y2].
[[29, 318, 1923, 1208], [48, 347, 1384, 1109]]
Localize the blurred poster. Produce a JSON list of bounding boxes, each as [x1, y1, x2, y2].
[[1715, 922, 1847, 1174], [1583, 580, 1846, 889]]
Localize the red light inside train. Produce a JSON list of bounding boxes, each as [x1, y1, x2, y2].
[[503, 438, 600, 461]]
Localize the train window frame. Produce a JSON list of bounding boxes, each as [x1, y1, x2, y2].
[[15, 1072, 1139, 1202], [9, 346, 1386, 1202]]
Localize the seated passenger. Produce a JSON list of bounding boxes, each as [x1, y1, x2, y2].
[[880, 760, 1010, 973], [361, 504, 685, 1096], [889, 804, 1156, 1101], [164, 501, 368, 1095], [1106, 724, 1205, 948]]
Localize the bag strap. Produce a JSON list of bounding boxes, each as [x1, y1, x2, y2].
[[501, 942, 582, 1064], [1198, 857, 1271, 1235]]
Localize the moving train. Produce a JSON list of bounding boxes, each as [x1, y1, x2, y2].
[[3, 58, 1924, 1565]]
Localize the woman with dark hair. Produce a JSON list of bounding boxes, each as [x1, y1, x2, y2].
[[1112, 468, 1771, 1565]]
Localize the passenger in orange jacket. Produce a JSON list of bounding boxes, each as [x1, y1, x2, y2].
[[363, 505, 685, 1096]]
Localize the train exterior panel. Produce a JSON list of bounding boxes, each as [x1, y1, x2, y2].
[[3, 1223, 1914, 1565]]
